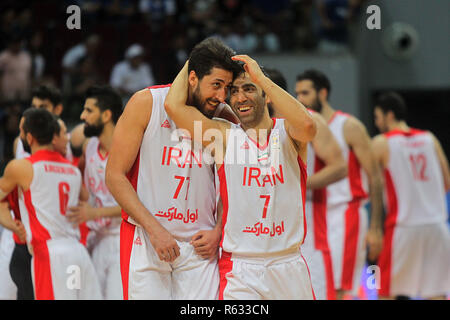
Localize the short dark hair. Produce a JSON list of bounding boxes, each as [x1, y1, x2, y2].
[[31, 85, 62, 108], [296, 69, 331, 99], [265, 68, 287, 91], [375, 91, 407, 121], [85, 85, 123, 124], [22, 108, 57, 146], [188, 37, 241, 80]]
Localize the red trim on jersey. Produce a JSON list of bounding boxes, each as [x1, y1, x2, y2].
[[321, 249, 336, 299], [340, 200, 360, 291], [348, 150, 368, 201], [312, 157, 327, 250], [147, 84, 172, 89], [27, 149, 72, 165], [301, 253, 316, 300], [384, 128, 426, 138], [298, 156, 308, 244], [122, 149, 141, 221], [218, 251, 233, 300], [217, 165, 229, 248], [6, 187, 26, 244], [378, 169, 398, 297], [311, 156, 336, 299], [327, 111, 339, 124], [79, 222, 90, 246], [33, 242, 54, 300], [24, 190, 51, 246], [120, 220, 135, 300], [23, 190, 54, 299], [97, 145, 108, 161], [246, 118, 276, 150]]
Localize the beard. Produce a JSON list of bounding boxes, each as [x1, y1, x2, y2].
[[192, 86, 220, 119], [83, 121, 104, 137], [21, 138, 31, 154], [308, 97, 323, 113]]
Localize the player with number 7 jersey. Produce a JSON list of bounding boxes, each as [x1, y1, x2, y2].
[[0, 108, 102, 300], [164, 56, 317, 299]]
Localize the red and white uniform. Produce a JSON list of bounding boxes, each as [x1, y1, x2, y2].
[[326, 111, 369, 295], [218, 119, 314, 300], [0, 139, 31, 299], [121, 85, 219, 300], [18, 150, 101, 299], [301, 142, 336, 300], [84, 137, 122, 299], [378, 129, 450, 298]]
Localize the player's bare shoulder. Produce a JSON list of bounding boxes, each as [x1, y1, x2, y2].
[[121, 88, 153, 129], [372, 134, 389, 166], [2, 158, 33, 190], [342, 115, 370, 145]]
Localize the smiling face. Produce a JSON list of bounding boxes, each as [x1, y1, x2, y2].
[[191, 67, 233, 118], [229, 72, 267, 127]]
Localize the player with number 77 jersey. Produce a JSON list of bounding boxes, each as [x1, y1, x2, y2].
[[165, 55, 317, 300], [0, 108, 102, 299]]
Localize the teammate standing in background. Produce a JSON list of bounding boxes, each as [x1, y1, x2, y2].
[[0, 108, 101, 299], [263, 67, 347, 299], [165, 55, 317, 299], [106, 37, 240, 300], [372, 92, 450, 300], [1, 85, 70, 300], [66, 86, 124, 299], [296, 69, 384, 299]]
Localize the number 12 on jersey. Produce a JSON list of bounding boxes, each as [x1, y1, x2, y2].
[[409, 153, 428, 181]]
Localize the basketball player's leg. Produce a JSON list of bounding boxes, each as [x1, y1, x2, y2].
[[124, 225, 172, 300], [219, 252, 262, 300], [9, 243, 33, 300], [378, 225, 421, 299], [103, 234, 122, 300], [45, 238, 102, 299], [172, 240, 219, 300], [326, 203, 346, 298], [419, 222, 450, 300], [264, 253, 315, 299]]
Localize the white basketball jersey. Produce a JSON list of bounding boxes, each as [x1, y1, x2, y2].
[[218, 119, 307, 256], [383, 129, 447, 226], [18, 150, 82, 246], [84, 137, 121, 234], [327, 111, 368, 207], [124, 85, 217, 239]]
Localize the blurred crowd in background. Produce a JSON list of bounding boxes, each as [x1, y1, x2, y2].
[[0, 0, 367, 169]]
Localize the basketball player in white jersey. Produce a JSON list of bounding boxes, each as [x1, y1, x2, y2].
[[0, 115, 70, 300], [106, 37, 241, 300], [296, 69, 384, 299], [371, 92, 450, 300], [0, 108, 101, 299], [13, 85, 64, 160], [66, 86, 124, 299], [0, 85, 66, 300], [165, 55, 317, 299], [263, 68, 347, 299]]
